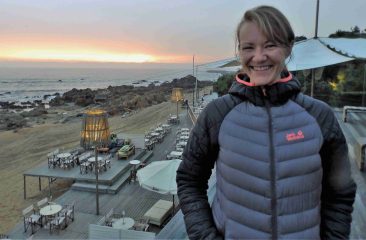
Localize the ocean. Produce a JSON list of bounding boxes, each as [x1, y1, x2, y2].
[[0, 67, 221, 103]]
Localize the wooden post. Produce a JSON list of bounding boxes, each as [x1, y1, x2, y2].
[[311, 69, 315, 97], [314, 0, 320, 38], [23, 175, 26, 199], [192, 55, 195, 107], [95, 147, 100, 215], [39, 177, 41, 191], [311, 0, 320, 98], [48, 177, 52, 197]]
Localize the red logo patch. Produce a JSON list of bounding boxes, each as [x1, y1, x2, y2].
[[286, 130, 304, 141]]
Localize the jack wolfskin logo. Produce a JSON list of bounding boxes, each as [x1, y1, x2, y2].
[[286, 130, 304, 141]]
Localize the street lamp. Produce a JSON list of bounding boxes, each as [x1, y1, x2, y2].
[[171, 88, 184, 119], [80, 109, 110, 215], [363, 64, 366, 106]]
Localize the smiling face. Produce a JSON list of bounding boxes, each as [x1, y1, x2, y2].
[[239, 21, 289, 86]]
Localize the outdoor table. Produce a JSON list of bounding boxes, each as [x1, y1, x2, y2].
[[180, 128, 189, 132], [88, 156, 104, 172], [40, 204, 62, 216], [151, 132, 159, 136], [87, 156, 104, 163], [162, 124, 170, 128], [180, 136, 189, 141], [57, 153, 71, 160], [167, 151, 183, 159], [112, 217, 135, 230], [98, 147, 109, 154], [177, 141, 187, 148], [40, 204, 62, 231], [129, 160, 141, 182], [155, 127, 163, 132]]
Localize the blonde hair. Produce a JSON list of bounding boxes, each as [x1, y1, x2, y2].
[[236, 6, 294, 55]]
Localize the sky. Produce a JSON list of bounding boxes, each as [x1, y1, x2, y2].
[[0, 0, 365, 67]]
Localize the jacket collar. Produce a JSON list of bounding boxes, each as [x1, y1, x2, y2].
[[228, 70, 301, 107]]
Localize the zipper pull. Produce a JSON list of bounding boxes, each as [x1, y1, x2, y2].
[[261, 87, 267, 97]]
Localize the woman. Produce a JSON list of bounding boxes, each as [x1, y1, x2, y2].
[[176, 5, 356, 239]]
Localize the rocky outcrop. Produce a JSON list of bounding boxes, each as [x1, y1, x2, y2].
[[0, 101, 32, 110], [55, 75, 212, 116], [0, 75, 213, 131], [0, 112, 27, 131], [20, 105, 48, 118]]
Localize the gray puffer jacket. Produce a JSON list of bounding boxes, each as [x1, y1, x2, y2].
[[176, 72, 356, 239]]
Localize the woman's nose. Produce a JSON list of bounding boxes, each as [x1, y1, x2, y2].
[[252, 48, 267, 62]]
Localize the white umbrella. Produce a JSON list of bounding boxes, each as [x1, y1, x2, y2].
[[136, 159, 181, 211]]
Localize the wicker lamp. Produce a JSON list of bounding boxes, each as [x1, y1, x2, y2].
[[171, 88, 184, 119], [80, 109, 110, 215]]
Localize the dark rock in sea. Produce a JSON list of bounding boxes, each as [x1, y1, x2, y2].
[[0, 101, 27, 109], [20, 106, 47, 118], [43, 94, 51, 100], [5, 92, 11, 94], [49, 96, 65, 107], [58, 79, 62, 82], [62, 88, 95, 106], [21, 101, 32, 105], [75, 97, 94, 107]]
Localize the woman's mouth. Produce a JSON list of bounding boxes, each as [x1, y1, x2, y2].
[[250, 65, 272, 71]]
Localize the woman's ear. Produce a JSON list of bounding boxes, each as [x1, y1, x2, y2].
[[286, 41, 294, 57]]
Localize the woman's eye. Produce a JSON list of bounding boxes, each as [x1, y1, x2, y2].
[[265, 44, 276, 48], [241, 46, 253, 51]]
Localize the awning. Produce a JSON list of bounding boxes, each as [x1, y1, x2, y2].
[[319, 37, 366, 59], [202, 37, 366, 73], [286, 38, 354, 71]]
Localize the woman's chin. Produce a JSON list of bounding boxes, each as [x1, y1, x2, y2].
[[251, 78, 275, 86]]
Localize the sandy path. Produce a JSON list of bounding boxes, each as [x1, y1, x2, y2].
[[0, 100, 180, 234]]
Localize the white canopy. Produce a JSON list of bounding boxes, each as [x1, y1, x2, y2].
[[319, 38, 366, 59], [136, 159, 181, 195], [203, 37, 366, 72], [286, 38, 354, 71]]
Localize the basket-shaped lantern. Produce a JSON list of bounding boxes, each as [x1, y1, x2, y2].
[[171, 88, 184, 102], [171, 88, 184, 119], [80, 109, 110, 149]]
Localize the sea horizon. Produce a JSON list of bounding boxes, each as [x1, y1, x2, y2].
[[0, 66, 221, 104]]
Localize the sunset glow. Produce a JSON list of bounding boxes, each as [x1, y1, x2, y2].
[[6, 50, 156, 63]]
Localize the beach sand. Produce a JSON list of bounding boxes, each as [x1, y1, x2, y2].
[[0, 99, 183, 234]]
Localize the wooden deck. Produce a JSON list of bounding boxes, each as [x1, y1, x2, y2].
[[7, 108, 366, 239], [23, 147, 147, 198]]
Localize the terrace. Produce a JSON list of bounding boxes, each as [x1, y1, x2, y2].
[[5, 103, 366, 239]]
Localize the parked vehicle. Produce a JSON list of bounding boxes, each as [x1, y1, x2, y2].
[[117, 139, 135, 159]]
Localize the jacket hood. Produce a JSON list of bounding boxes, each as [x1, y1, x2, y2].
[[228, 70, 301, 107]]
